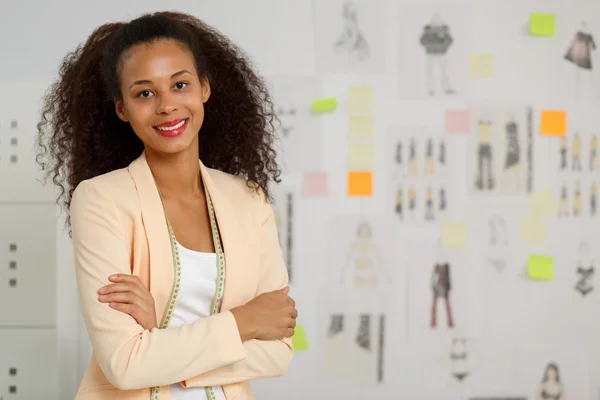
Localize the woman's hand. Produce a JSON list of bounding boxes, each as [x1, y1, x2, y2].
[[98, 274, 158, 331], [231, 286, 298, 342]]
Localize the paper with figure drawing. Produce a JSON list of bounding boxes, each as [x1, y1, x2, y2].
[[466, 104, 535, 196]]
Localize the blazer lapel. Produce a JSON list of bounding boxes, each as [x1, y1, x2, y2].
[[127, 152, 174, 325], [199, 161, 248, 312]]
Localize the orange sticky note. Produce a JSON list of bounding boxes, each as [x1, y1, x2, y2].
[[347, 171, 372, 196], [540, 110, 566, 136]]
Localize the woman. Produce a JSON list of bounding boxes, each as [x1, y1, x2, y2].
[[536, 362, 565, 399], [36, 11, 297, 400]]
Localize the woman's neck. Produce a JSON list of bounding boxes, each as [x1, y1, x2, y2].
[[146, 147, 203, 200]]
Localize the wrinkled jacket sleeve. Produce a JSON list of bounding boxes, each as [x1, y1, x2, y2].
[[71, 180, 247, 390], [182, 193, 294, 388]]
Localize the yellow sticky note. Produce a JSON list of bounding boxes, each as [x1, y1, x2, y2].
[[441, 221, 467, 248], [349, 142, 375, 169], [529, 13, 556, 37], [347, 85, 373, 113], [311, 97, 337, 113], [520, 215, 548, 244], [527, 254, 554, 280], [528, 190, 556, 216], [469, 53, 494, 78], [347, 171, 373, 196], [540, 110, 567, 136], [292, 324, 309, 352], [348, 115, 374, 139]]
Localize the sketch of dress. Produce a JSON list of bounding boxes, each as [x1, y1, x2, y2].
[[419, 13, 455, 96], [439, 187, 446, 211], [425, 187, 434, 221], [475, 120, 494, 191], [564, 26, 595, 70], [560, 137, 567, 171], [573, 181, 582, 216], [334, 0, 369, 62], [395, 189, 403, 220], [591, 183, 597, 216], [340, 221, 388, 288], [575, 264, 594, 296], [558, 184, 569, 216], [430, 262, 454, 328], [408, 138, 418, 176], [572, 132, 582, 171], [408, 187, 416, 218], [590, 135, 598, 171], [424, 138, 434, 175], [504, 120, 520, 169], [395, 141, 403, 165], [439, 139, 446, 165], [450, 338, 470, 382]]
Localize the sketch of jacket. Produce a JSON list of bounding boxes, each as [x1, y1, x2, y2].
[[420, 24, 453, 55], [431, 263, 451, 297], [564, 31, 596, 69]]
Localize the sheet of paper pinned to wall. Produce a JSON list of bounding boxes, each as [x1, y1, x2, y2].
[[540, 110, 566, 136], [348, 115, 375, 139], [292, 324, 309, 352], [441, 221, 467, 247], [311, 97, 338, 114], [347, 171, 373, 196], [529, 13, 556, 36], [520, 215, 548, 244], [445, 109, 470, 134], [527, 190, 556, 216], [469, 53, 494, 78], [302, 171, 328, 197], [527, 254, 554, 280], [348, 142, 375, 169], [347, 85, 373, 113]]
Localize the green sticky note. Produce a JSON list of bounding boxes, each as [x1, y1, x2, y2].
[[527, 254, 554, 280], [529, 13, 556, 36], [311, 97, 337, 113], [292, 324, 309, 352]]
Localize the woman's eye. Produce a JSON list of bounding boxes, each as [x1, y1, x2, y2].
[[175, 82, 187, 90], [138, 90, 153, 98]]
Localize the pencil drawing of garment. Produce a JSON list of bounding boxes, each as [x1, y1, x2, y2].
[[475, 120, 494, 190], [439, 188, 446, 211], [450, 338, 469, 382], [591, 184, 597, 215], [420, 16, 455, 95], [558, 185, 568, 216], [335, 1, 369, 61], [504, 121, 520, 168], [560, 144, 567, 170], [395, 141, 402, 164], [564, 31, 596, 69], [439, 140, 446, 164], [575, 265, 594, 296], [356, 314, 371, 350], [431, 263, 454, 328]]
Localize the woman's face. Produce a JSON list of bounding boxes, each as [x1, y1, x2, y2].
[[115, 39, 210, 156]]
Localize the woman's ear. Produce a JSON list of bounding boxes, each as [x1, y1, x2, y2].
[[201, 77, 211, 103], [114, 99, 128, 122]]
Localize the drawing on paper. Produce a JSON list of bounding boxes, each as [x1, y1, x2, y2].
[[590, 135, 598, 171], [468, 106, 534, 195], [273, 191, 294, 283], [395, 140, 403, 165], [591, 182, 597, 216], [560, 137, 568, 171], [487, 215, 509, 272], [573, 181, 583, 216], [450, 337, 470, 382], [419, 13, 456, 96], [564, 21, 597, 101], [439, 139, 446, 164], [425, 187, 435, 221], [408, 137, 419, 176], [572, 132, 582, 171], [557, 183, 569, 216], [395, 188, 404, 220], [575, 241, 594, 296], [439, 187, 447, 211], [334, 0, 369, 62], [431, 262, 454, 328], [424, 138, 435, 175], [536, 362, 565, 400], [323, 313, 385, 384], [339, 221, 389, 288]]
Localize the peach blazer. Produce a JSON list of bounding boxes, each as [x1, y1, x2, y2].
[[71, 151, 293, 399]]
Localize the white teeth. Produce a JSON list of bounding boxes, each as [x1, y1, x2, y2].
[[156, 119, 186, 131]]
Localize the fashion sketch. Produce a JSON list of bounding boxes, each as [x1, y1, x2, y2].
[[535, 362, 565, 400], [564, 21, 597, 101], [339, 221, 388, 289], [276, 106, 296, 138], [439, 139, 446, 164], [395, 189, 403, 220], [407, 138, 418, 176], [557, 183, 569, 216], [575, 241, 594, 296], [591, 182, 597, 216], [487, 215, 508, 272], [559, 137, 567, 171], [450, 337, 470, 382], [419, 13, 455, 96], [425, 187, 435, 221], [475, 120, 494, 191], [590, 135, 598, 172], [424, 138, 435, 175], [395, 140, 403, 165], [572, 132, 582, 171], [573, 181, 582, 216], [334, 1, 369, 62], [408, 187, 417, 219], [431, 262, 454, 328], [439, 187, 447, 211]]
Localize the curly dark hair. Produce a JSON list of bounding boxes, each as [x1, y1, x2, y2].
[[36, 11, 281, 228]]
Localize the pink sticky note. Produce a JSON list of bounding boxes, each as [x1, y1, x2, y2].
[[445, 109, 470, 134], [302, 172, 328, 197]]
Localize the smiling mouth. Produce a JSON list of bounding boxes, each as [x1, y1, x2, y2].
[[153, 118, 189, 137]]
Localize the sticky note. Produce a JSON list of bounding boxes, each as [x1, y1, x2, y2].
[[348, 115, 374, 139], [520, 215, 548, 244], [347, 85, 373, 113], [311, 97, 337, 113], [441, 221, 467, 248], [292, 324, 309, 352], [445, 109, 470, 134], [529, 13, 556, 36], [349, 142, 375, 169], [347, 171, 372, 196], [302, 172, 328, 197], [469, 53, 494, 78], [527, 254, 554, 280], [528, 190, 556, 216], [540, 110, 566, 136]]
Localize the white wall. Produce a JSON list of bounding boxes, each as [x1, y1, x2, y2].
[[1, 0, 600, 399]]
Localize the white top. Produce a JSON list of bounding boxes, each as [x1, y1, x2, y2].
[[168, 242, 226, 400]]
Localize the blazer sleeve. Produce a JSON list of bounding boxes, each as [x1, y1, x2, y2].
[[71, 180, 247, 391], [181, 192, 294, 388]]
